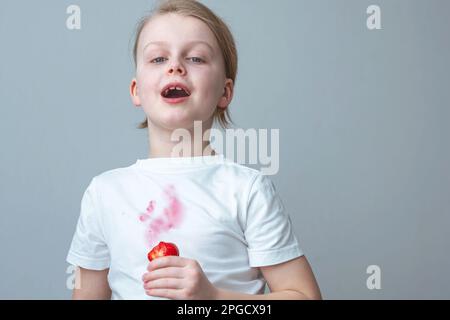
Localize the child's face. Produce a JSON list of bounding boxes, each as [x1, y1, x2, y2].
[[130, 13, 233, 131]]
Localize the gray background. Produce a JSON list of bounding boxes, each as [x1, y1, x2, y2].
[[1, 0, 449, 299]]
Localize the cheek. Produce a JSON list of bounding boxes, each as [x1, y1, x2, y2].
[[193, 70, 224, 101], [137, 75, 160, 100]]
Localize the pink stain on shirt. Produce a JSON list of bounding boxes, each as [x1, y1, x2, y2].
[[139, 214, 149, 222], [146, 200, 155, 214], [143, 185, 184, 247], [146, 218, 171, 246], [138, 200, 156, 222], [163, 185, 184, 228]]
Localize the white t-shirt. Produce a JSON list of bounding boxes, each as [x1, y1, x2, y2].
[[66, 154, 303, 299]]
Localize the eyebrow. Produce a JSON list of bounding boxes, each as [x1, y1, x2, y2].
[[142, 40, 214, 54]]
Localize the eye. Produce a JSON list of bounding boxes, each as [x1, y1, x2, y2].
[[150, 57, 167, 64], [188, 57, 204, 63]]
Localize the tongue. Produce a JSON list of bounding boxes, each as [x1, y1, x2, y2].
[[167, 90, 188, 98]]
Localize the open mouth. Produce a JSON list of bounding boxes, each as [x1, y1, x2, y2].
[[161, 86, 191, 99]]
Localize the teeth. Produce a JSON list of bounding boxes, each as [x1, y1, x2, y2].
[[163, 85, 189, 96]]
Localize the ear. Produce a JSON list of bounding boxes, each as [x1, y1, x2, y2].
[[217, 78, 234, 110], [130, 78, 141, 107]]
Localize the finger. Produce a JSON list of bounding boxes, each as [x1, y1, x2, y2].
[[144, 277, 183, 290], [145, 288, 185, 300], [142, 267, 184, 283], [147, 256, 189, 271]]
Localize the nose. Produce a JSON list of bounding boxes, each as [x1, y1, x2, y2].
[[167, 59, 186, 76]]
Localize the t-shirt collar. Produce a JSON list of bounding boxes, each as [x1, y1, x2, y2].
[[135, 153, 226, 172]]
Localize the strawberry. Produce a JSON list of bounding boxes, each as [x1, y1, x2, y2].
[[147, 241, 179, 262]]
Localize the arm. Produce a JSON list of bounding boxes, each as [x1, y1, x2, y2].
[[72, 267, 112, 300], [215, 255, 322, 300], [141, 255, 322, 300]]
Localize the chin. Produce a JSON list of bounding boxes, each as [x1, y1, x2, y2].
[[148, 102, 214, 131], [158, 114, 197, 131]]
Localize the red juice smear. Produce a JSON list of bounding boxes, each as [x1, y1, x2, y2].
[[146, 200, 155, 214], [163, 188, 183, 228], [139, 200, 156, 222], [145, 185, 184, 247]]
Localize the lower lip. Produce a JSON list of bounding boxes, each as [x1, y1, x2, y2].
[[162, 95, 190, 105]]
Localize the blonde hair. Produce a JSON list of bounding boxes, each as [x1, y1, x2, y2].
[[132, 0, 238, 129]]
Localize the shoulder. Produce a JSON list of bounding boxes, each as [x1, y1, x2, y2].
[[217, 157, 277, 198], [89, 163, 137, 190], [220, 159, 281, 204], [218, 156, 263, 183]]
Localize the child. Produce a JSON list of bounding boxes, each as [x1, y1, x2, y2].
[[66, 0, 321, 300]]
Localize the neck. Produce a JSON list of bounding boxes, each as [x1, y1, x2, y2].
[[146, 119, 217, 158]]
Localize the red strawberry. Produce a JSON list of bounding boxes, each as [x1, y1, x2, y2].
[[147, 241, 179, 262]]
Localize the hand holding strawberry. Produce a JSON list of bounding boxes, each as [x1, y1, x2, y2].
[[143, 242, 218, 299]]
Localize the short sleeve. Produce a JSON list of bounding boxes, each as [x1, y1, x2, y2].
[[244, 173, 304, 267], [66, 177, 110, 270]]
